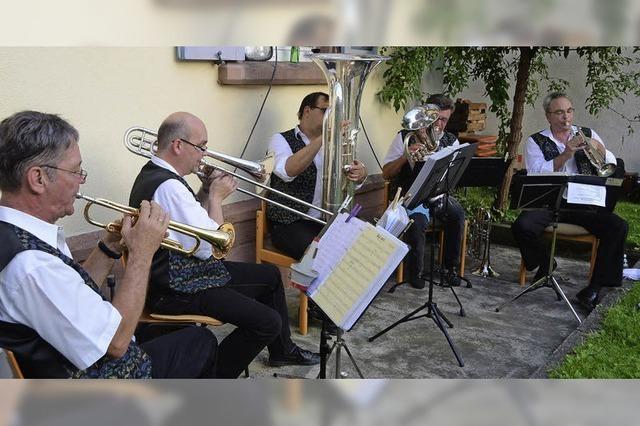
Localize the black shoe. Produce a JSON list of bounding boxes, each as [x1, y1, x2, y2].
[[575, 286, 600, 311], [409, 277, 426, 289], [268, 346, 321, 367], [437, 269, 460, 288], [532, 259, 558, 284]]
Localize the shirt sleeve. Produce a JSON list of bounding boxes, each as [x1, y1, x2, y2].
[[153, 179, 219, 260], [382, 133, 405, 166], [269, 133, 296, 182], [0, 251, 122, 370], [524, 136, 555, 174]]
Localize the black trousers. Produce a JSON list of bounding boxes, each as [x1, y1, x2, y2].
[[512, 209, 628, 289], [271, 220, 324, 260], [152, 261, 295, 378], [141, 326, 218, 378], [404, 196, 465, 283]]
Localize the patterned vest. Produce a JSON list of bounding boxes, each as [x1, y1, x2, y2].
[[267, 129, 317, 225], [0, 221, 152, 378], [129, 161, 230, 305], [388, 130, 458, 201], [530, 127, 597, 175]]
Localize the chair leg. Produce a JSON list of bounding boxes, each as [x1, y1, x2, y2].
[[588, 238, 599, 280], [396, 261, 404, 283], [298, 293, 308, 336], [438, 230, 445, 266], [459, 220, 468, 278], [518, 258, 527, 286]]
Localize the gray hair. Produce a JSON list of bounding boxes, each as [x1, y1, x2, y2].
[[0, 111, 78, 192], [157, 116, 189, 151], [543, 92, 572, 112], [425, 94, 455, 112]]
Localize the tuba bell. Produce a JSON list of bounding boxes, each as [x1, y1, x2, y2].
[[402, 104, 442, 169], [309, 53, 389, 215]]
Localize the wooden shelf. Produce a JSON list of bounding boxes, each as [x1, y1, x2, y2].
[[217, 62, 326, 85]]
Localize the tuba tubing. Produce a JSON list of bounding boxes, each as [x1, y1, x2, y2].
[[123, 126, 332, 225]]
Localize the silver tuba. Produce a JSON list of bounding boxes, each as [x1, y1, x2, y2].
[[570, 125, 616, 177], [402, 104, 442, 169], [310, 53, 389, 216]]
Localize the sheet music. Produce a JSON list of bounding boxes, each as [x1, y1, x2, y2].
[[309, 212, 408, 330], [567, 182, 606, 207]]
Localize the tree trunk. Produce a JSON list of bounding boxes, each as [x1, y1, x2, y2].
[[496, 47, 538, 210]]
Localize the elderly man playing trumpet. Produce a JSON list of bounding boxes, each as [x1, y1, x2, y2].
[[128, 111, 320, 379], [0, 110, 219, 378], [512, 92, 628, 311], [382, 94, 466, 290]]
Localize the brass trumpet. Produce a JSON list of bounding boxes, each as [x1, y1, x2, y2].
[[570, 126, 616, 177], [77, 193, 235, 259]]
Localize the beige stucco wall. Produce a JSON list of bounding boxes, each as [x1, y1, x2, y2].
[[0, 47, 403, 236]]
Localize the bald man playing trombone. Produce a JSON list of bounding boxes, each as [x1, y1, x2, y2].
[[0, 110, 219, 378], [128, 111, 320, 378]]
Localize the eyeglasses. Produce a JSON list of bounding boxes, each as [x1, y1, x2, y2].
[[179, 138, 208, 153], [310, 106, 328, 114], [40, 165, 88, 182], [547, 107, 575, 116]]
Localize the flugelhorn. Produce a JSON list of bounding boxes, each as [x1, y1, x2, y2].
[[402, 105, 441, 169], [570, 125, 616, 177], [124, 126, 332, 225], [77, 193, 235, 259]]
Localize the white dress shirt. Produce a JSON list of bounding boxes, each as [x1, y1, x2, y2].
[[0, 207, 121, 370], [525, 128, 616, 174], [150, 156, 220, 260], [268, 126, 324, 219]]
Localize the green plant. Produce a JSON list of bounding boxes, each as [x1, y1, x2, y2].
[[549, 282, 640, 378]]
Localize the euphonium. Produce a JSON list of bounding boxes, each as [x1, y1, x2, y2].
[[402, 104, 442, 169], [570, 125, 616, 177], [310, 53, 389, 215], [77, 193, 235, 259]]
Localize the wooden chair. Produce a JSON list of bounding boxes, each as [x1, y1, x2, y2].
[[383, 182, 468, 283], [517, 223, 599, 286], [4, 349, 24, 379], [256, 201, 309, 335]]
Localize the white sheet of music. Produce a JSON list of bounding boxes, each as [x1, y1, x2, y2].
[[308, 212, 408, 330], [567, 182, 606, 207]]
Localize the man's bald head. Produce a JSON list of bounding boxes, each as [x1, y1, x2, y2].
[[156, 112, 205, 152]]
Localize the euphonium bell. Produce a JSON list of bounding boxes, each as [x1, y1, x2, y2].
[[402, 105, 442, 169], [77, 193, 235, 259]]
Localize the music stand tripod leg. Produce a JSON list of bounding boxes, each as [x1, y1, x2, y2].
[[430, 303, 465, 367], [549, 275, 582, 324]]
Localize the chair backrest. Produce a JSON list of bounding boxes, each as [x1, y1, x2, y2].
[[255, 200, 296, 267], [4, 349, 24, 379]]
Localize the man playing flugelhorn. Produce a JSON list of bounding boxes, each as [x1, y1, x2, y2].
[[0, 110, 219, 378]]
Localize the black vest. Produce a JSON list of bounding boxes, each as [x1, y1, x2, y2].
[[267, 129, 318, 225], [0, 221, 151, 378], [129, 161, 230, 306], [388, 130, 458, 202], [530, 127, 597, 175]]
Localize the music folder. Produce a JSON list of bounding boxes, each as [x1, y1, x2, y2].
[[306, 212, 409, 331]]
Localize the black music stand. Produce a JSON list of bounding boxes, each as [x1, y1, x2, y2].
[[368, 144, 476, 367], [495, 174, 583, 323]]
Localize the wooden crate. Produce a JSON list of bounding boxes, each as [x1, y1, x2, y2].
[[446, 99, 487, 134]]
